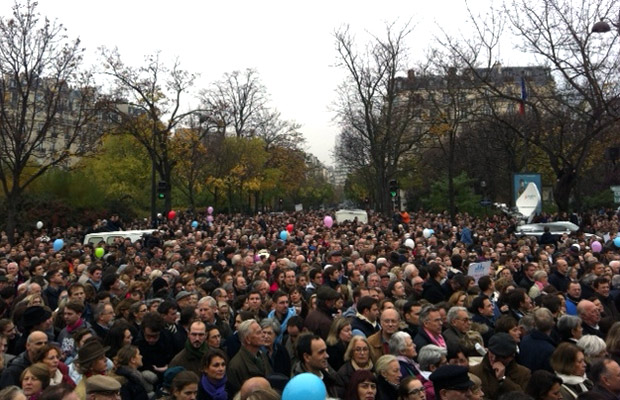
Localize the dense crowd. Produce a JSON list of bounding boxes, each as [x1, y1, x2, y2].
[[0, 208, 618, 400]]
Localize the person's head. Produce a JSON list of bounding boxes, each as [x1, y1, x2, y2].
[[20, 363, 50, 397], [380, 307, 401, 337], [272, 291, 289, 316], [187, 321, 207, 349], [109, 340, 139, 367], [550, 342, 586, 377], [420, 305, 443, 336], [375, 354, 401, 385], [358, 296, 380, 323], [567, 281, 581, 299], [32, 344, 62, 374], [297, 333, 328, 373], [397, 376, 426, 400], [556, 315, 583, 342], [75, 338, 108, 375], [239, 377, 271, 400], [63, 300, 85, 326], [200, 348, 228, 382], [26, 331, 48, 360], [238, 319, 263, 352], [533, 307, 555, 334], [418, 344, 448, 372], [389, 331, 416, 360], [345, 335, 373, 367], [487, 333, 517, 365], [326, 316, 352, 346], [446, 306, 471, 334], [494, 315, 521, 343], [259, 318, 280, 348], [346, 369, 377, 400], [525, 370, 563, 400], [0, 387, 26, 400], [576, 335, 608, 360], [470, 295, 494, 318], [577, 300, 601, 326], [205, 324, 222, 349], [39, 383, 78, 400], [170, 371, 199, 400], [429, 365, 474, 400], [142, 311, 165, 345], [404, 301, 422, 326]]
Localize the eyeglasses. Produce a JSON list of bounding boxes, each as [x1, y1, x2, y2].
[[354, 347, 370, 353], [408, 387, 426, 396]]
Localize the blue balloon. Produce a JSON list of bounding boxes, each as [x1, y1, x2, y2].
[[53, 238, 64, 252], [614, 236, 620, 248], [282, 373, 326, 400], [280, 230, 288, 240], [191, 220, 198, 228]]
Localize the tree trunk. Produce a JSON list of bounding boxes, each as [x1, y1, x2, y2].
[[5, 192, 19, 245], [554, 168, 577, 213]]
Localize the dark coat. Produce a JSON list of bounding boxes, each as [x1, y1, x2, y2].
[[469, 355, 530, 400], [326, 340, 347, 371], [265, 343, 291, 376], [422, 279, 445, 304], [292, 360, 344, 399], [113, 366, 149, 400], [304, 306, 333, 340], [227, 347, 272, 395], [376, 375, 399, 400], [549, 270, 570, 293], [414, 328, 444, 353], [518, 330, 556, 372], [136, 329, 175, 376], [351, 316, 380, 338], [169, 346, 205, 376], [0, 350, 31, 387]]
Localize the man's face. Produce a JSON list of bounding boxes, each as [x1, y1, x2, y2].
[[424, 311, 443, 335], [525, 266, 536, 279], [26, 332, 48, 356], [144, 327, 161, 345], [305, 338, 329, 371], [392, 282, 405, 298], [602, 361, 620, 394], [248, 294, 262, 311], [245, 322, 264, 348], [480, 299, 495, 317], [451, 310, 471, 334], [188, 322, 207, 348], [367, 275, 380, 288], [63, 308, 81, 326], [70, 288, 85, 303], [556, 260, 568, 274], [593, 264, 605, 276], [164, 307, 179, 324], [284, 271, 296, 287], [595, 282, 610, 298], [406, 305, 422, 325], [235, 277, 247, 291], [91, 269, 102, 282], [100, 305, 115, 326], [583, 303, 601, 325], [198, 302, 215, 323], [380, 309, 400, 335], [275, 295, 289, 315], [567, 283, 582, 299]]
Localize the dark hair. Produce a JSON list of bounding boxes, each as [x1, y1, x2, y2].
[[469, 295, 489, 315], [200, 348, 228, 369], [39, 383, 75, 400], [398, 376, 422, 400], [64, 299, 85, 314], [525, 370, 562, 400], [296, 333, 321, 362], [357, 296, 378, 314], [589, 358, 614, 385], [506, 288, 528, 310], [171, 370, 199, 393], [142, 311, 165, 333], [157, 300, 178, 315], [345, 369, 377, 400], [103, 321, 132, 359], [494, 315, 518, 333], [550, 343, 583, 375], [287, 315, 304, 331]]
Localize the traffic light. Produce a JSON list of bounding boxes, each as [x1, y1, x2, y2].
[[157, 181, 168, 199], [389, 179, 398, 198]]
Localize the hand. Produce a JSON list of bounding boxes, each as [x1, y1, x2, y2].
[[492, 361, 506, 380]]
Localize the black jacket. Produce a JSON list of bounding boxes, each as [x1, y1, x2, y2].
[[0, 351, 31, 387], [422, 279, 445, 304], [114, 366, 149, 400]]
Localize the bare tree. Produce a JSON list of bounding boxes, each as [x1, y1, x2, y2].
[[100, 49, 198, 220], [0, 1, 100, 240], [447, 0, 620, 211], [333, 22, 428, 213], [253, 108, 304, 151]]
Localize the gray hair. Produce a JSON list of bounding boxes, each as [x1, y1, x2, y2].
[[418, 344, 447, 371], [388, 331, 412, 356], [534, 307, 555, 332], [238, 319, 258, 343], [93, 302, 107, 322], [533, 270, 548, 281], [198, 296, 216, 308], [374, 354, 398, 375], [259, 318, 281, 336], [556, 315, 582, 334], [419, 305, 440, 324], [577, 335, 607, 358], [447, 306, 469, 324]]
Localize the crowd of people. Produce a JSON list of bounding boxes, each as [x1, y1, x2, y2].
[[0, 208, 618, 400]]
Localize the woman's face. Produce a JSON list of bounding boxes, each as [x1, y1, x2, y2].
[[43, 349, 60, 372], [382, 360, 402, 385], [544, 383, 563, 400], [21, 370, 43, 396], [352, 340, 370, 366], [403, 336, 417, 359], [93, 355, 108, 374], [174, 383, 198, 400], [357, 380, 377, 400], [509, 326, 521, 343], [290, 290, 301, 303], [123, 329, 133, 346], [572, 324, 583, 340], [457, 296, 466, 307], [406, 379, 426, 400], [205, 356, 226, 381], [185, 280, 196, 292], [573, 351, 587, 377], [339, 324, 353, 343]]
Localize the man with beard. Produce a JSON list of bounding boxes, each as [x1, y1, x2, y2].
[[169, 321, 208, 375]]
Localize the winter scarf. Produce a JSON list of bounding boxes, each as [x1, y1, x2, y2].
[[201, 374, 227, 400]]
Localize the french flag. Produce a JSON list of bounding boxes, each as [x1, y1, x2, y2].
[[519, 75, 527, 115]]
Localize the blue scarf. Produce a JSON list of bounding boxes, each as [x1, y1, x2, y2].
[[201, 374, 227, 400]]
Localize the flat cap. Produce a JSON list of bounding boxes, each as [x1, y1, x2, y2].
[[175, 290, 192, 301], [85, 375, 121, 394], [488, 332, 517, 357], [430, 365, 474, 391]]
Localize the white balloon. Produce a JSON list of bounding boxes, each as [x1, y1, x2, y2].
[[423, 228, 432, 238], [36, 221, 43, 229], [404, 238, 414, 249]]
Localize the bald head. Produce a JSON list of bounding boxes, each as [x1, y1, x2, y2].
[[577, 300, 601, 326], [26, 330, 48, 358], [239, 377, 271, 400]]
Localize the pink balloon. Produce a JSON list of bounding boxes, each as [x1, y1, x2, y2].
[[207, 206, 214, 215], [591, 241, 602, 253], [167, 210, 176, 220], [324, 216, 333, 228], [207, 215, 214, 222]]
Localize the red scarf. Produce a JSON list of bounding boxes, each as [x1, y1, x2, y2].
[[66, 318, 84, 334]]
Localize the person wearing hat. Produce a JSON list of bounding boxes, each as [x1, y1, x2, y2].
[[85, 375, 122, 400], [14, 305, 53, 354], [175, 291, 192, 309], [430, 365, 474, 400], [304, 286, 340, 340], [74, 338, 111, 399], [469, 333, 530, 400]]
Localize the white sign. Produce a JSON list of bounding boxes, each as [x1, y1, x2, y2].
[[294, 203, 303, 212], [467, 261, 492, 283]]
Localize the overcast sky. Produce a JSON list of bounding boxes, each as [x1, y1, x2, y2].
[[25, 0, 521, 166]]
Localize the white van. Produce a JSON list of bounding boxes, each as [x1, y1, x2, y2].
[[83, 230, 156, 245], [335, 209, 368, 224]]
